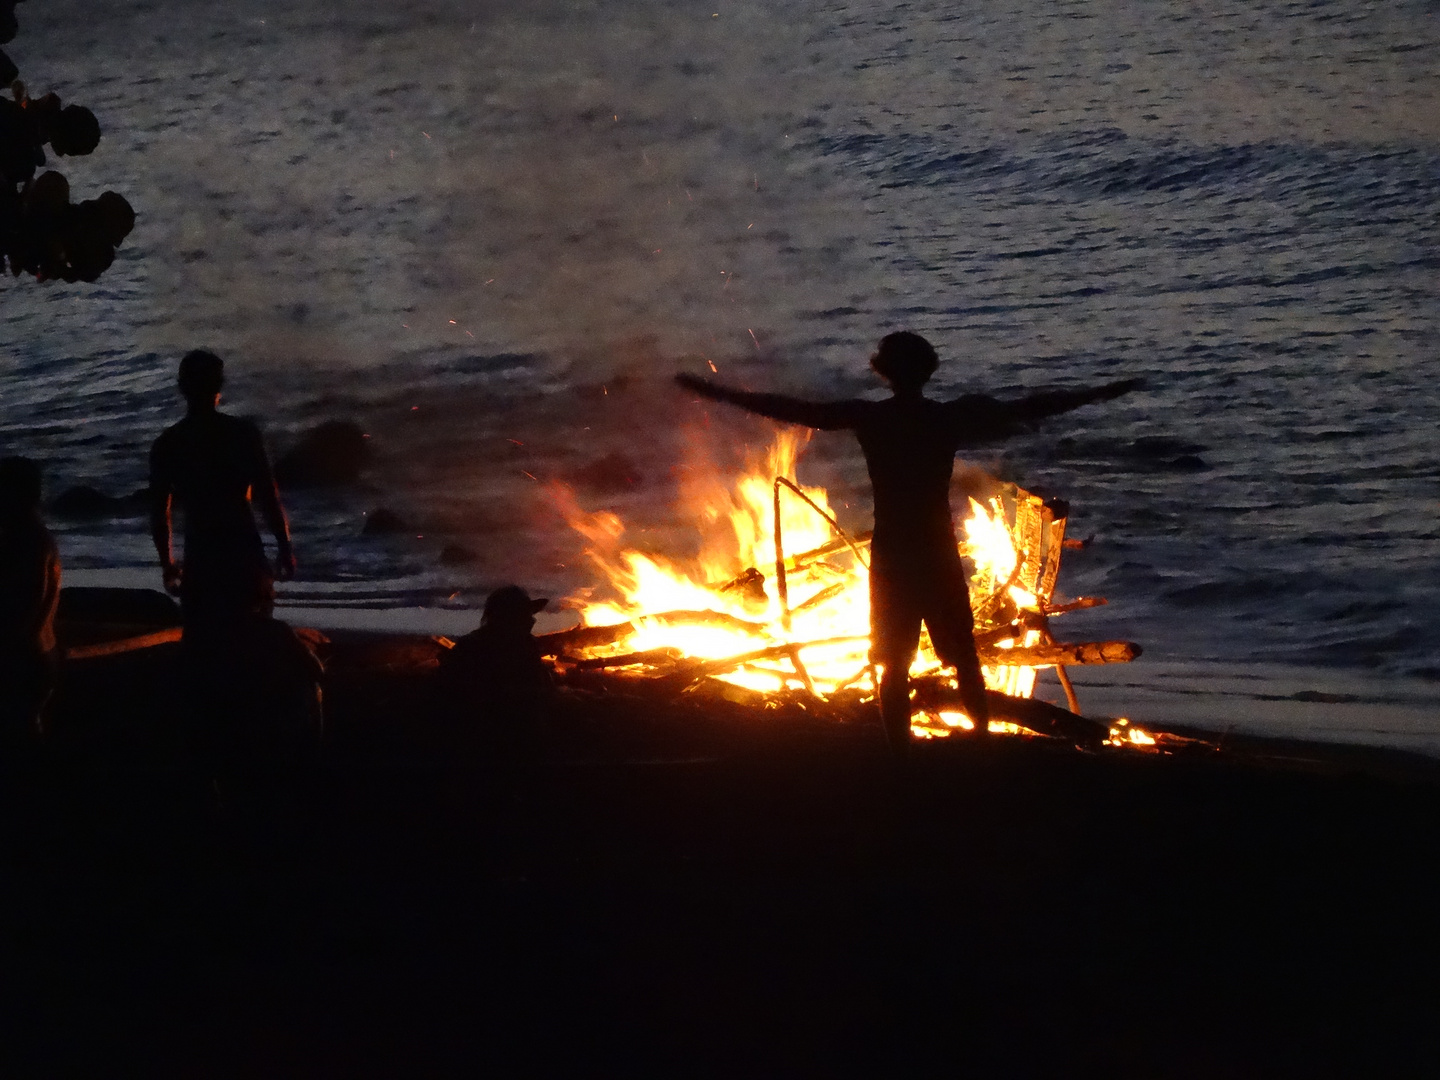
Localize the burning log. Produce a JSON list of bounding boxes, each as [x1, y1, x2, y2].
[[573, 648, 688, 672], [537, 622, 636, 655], [909, 679, 1109, 748], [538, 609, 770, 657], [693, 637, 869, 680], [783, 531, 872, 572], [1043, 596, 1107, 616], [981, 689, 1107, 747], [978, 640, 1142, 668]]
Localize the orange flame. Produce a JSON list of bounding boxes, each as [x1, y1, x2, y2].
[[554, 433, 1043, 717]]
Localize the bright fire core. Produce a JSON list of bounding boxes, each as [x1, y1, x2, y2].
[[552, 431, 1057, 736]]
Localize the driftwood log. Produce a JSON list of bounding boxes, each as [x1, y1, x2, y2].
[[980, 640, 1141, 667], [64, 626, 182, 661]]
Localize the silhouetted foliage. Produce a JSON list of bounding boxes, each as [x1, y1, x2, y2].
[[0, 1, 134, 283]]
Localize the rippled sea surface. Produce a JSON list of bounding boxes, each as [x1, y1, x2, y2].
[[4, 1, 1438, 745]]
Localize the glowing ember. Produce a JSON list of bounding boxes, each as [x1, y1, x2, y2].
[[551, 432, 1076, 737], [1107, 717, 1158, 748]]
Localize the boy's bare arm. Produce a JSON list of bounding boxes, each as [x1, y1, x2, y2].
[[148, 443, 182, 593], [255, 481, 295, 579], [249, 428, 296, 579], [675, 374, 859, 430]]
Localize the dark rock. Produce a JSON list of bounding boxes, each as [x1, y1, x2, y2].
[[50, 484, 147, 518], [362, 507, 410, 535], [275, 420, 371, 488], [439, 544, 478, 565]]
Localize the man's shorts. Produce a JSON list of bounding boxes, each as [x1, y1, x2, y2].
[[868, 547, 978, 669]]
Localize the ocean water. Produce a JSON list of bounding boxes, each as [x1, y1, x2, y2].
[[4, 0, 1438, 747]]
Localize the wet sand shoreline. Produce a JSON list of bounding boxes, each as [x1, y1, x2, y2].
[[5, 633, 1440, 1075]]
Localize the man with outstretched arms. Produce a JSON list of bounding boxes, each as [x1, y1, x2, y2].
[[678, 331, 1140, 756]]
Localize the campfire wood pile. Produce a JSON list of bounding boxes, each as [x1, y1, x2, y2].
[[539, 480, 1145, 750]]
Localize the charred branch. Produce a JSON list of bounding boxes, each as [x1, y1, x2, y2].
[[911, 678, 1108, 748], [716, 567, 767, 604], [1043, 596, 1107, 616], [785, 531, 873, 572], [571, 648, 688, 672]]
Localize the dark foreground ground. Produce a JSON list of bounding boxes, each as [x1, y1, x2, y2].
[[5, 637, 1440, 1078]]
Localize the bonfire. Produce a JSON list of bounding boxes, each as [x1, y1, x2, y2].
[[541, 432, 1149, 749]]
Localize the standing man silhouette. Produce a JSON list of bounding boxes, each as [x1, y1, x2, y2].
[[150, 350, 295, 633], [678, 331, 1140, 756]]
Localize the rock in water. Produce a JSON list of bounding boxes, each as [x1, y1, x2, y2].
[[439, 544, 478, 565], [361, 507, 410, 535], [50, 484, 139, 518], [275, 420, 371, 488]]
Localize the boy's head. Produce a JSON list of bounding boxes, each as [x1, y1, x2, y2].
[[481, 585, 549, 632], [870, 332, 938, 392], [177, 349, 224, 406], [0, 456, 42, 522]]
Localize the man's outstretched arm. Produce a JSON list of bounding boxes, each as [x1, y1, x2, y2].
[[1004, 377, 1145, 425], [675, 373, 860, 430]]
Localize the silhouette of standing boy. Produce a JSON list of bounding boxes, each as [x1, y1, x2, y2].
[[0, 457, 61, 749], [150, 350, 295, 631], [678, 331, 1140, 755]]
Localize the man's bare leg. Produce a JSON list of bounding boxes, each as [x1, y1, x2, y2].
[[954, 635, 991, 737], [879, 661, 913, 758]]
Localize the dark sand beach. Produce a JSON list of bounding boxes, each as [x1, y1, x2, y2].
[[5, 623, 1439, 1077]]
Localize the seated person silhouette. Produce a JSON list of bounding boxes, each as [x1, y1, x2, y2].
[[204, 613, 325, 783], [677, 331, 1141, 756], [0, 457, 61, 752], [437, 585, 553, 760]]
